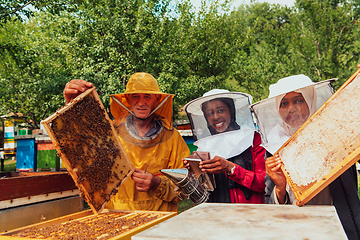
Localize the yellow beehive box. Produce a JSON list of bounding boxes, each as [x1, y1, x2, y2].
[[277, 68, 360, 206], [41, 88, 134, 213], [0, 209, 176, 240]]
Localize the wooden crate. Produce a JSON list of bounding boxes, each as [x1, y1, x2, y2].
[[0, 209, 176, 240], [41, 88, 133, 213], [0, 172, 77, 208], [277, 68, 360, 206]]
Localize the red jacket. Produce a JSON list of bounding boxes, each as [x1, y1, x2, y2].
[[228, 132, 266, 203]]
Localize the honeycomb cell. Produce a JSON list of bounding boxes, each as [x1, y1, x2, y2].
[[42, 88, 133, 213]]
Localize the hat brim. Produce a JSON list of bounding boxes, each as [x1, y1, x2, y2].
[[250, 79, 336, 109], [185, 92, 253, 115]]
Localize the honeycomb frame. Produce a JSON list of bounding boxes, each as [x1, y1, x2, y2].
[[1, 209, 176, 240], [42, 87, 134, 213]]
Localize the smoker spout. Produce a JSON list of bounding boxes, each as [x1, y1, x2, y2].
[[160, 168, 188, 184]]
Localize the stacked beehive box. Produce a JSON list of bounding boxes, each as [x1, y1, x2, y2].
[[36, 136, 60, 171], [1, 209, 175, 240]]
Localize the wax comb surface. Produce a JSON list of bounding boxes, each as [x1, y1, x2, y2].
[[42, 88, 133, 213]]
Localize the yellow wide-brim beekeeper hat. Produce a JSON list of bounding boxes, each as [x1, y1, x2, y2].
[[110, 72, 174, 129]]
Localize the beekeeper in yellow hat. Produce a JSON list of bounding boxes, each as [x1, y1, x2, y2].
[[63, 73, 190, 212]]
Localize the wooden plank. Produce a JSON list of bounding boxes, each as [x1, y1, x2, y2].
[[0, 172, 77, 201], [36, 142, 55, 151], [0, 189, 79, 209], [41, 88, 133, 213], [132, 203, 347, 240]]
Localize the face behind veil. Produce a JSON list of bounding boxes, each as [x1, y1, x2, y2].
[[201, 97, 240, 135], [184, 90, 256, 159], [275, 86, 316, 137]]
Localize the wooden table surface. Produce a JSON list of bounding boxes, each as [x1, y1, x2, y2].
[[132, 203, 347, 240]]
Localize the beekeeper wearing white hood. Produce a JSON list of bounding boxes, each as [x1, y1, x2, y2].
[[184, 89, 266, 204], [251, 74, 360, 240]]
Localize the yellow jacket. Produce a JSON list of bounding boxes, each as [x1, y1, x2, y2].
[[106, 73, 190, 212], [106, 126, 189, 212]]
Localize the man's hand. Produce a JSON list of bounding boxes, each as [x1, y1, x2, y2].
[[199, 156, 235, 174], [131, 168, 161, 192], [63, 79, 93, 104], [265, 154, 287, 203]]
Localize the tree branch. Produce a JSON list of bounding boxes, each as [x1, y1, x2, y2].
[[1, 0, 35, 20]]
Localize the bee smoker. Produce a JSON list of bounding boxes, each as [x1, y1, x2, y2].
[[160, 168, 209, 205]]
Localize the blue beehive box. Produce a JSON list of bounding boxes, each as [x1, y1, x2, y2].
[[16, 137, 37, 171], [182, 136, 197, 154]]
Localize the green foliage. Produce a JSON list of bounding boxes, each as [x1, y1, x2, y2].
[[0, 0, 83, 23], [1, 159, 16, 172], [228, 0, 360, 102], [155, 0, 247, 110], [227, 2, 295, 101], [1, 0, 360, 123], [0, 15, 73, 128], [56, 0, 176, 106], [178, 198, 194, 213], [292, 0, 360, 88]]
